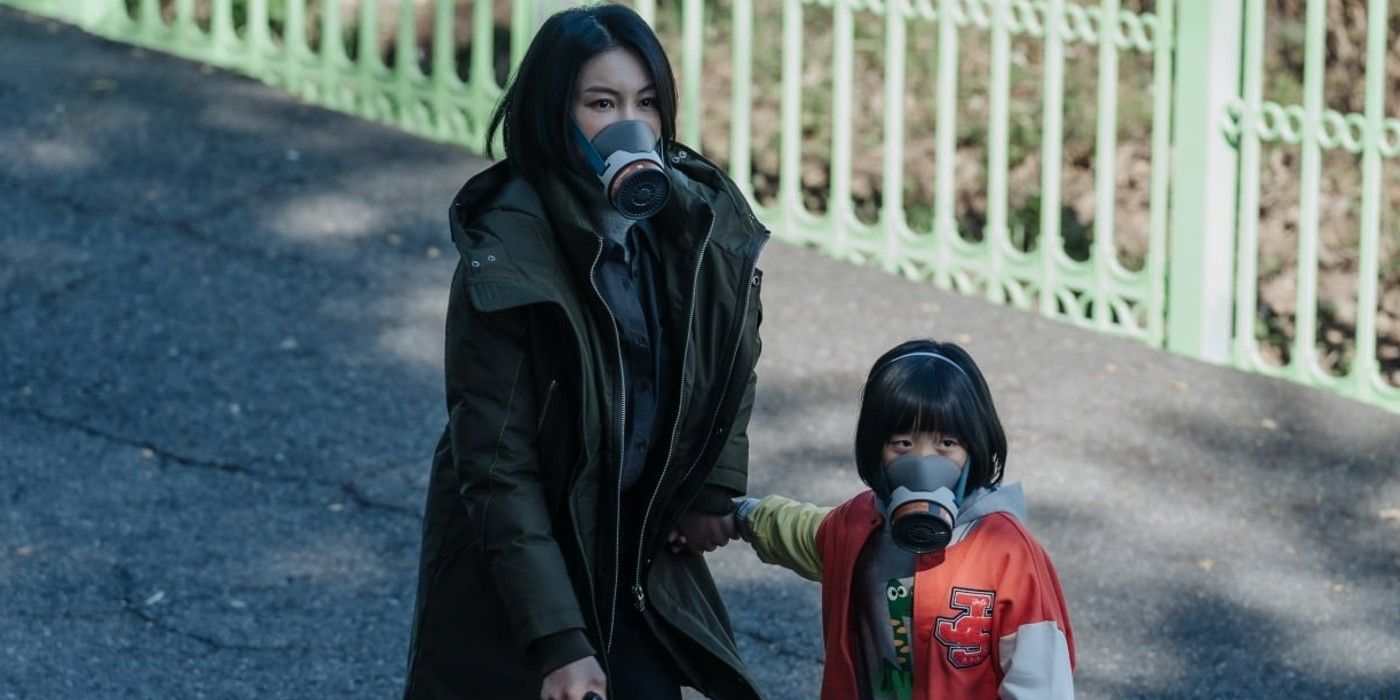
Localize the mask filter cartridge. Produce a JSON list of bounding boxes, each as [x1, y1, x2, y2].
[[881, 453, 967, 554], [572, 119, 671, 220]]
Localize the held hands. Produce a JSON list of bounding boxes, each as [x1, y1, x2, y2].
[[540, 656, 607, 700], [666, 509, 738, 554]]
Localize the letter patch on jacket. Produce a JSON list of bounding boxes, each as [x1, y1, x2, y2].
[[933, 587, 995, 668]]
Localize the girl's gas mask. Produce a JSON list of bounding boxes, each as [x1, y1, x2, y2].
[[878, 453, 970, 554], [571, 119, 671, 220]]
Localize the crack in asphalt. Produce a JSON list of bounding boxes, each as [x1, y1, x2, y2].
[[339, 480, 421, 521], [733, 626, 825, 665], [194, 172, 310, 222], [112, 563, 301, 655], [8, 406, 422, 523], [8, 178, 361, 277], [163, 215, 375, 291], [2, 609, 124, 624], [33, 268, 101, 309], [22, 168, 306, 232], [0, 268, 103, 318], [11, 405, 786, 651]]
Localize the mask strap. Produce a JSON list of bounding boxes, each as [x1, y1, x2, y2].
[[882, 351, 970, 380], [953, 460, 970, 508], [570, 120, 607, 175]]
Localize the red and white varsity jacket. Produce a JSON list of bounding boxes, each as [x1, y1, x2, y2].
[[812, 488, 1075, 699]]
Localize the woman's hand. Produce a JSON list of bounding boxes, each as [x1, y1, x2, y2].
[[667, 509, 738, 554], [540, 656, 607, 700]]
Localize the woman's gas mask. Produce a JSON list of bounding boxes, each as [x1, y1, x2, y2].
[[571, 119, 671, 220], [878, 453, 970, 554]]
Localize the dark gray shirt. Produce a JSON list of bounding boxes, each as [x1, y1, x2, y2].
[[590, 217, 671, 493], [853, 525, 917, 700]]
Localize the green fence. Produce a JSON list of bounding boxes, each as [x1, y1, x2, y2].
[[1222, 0, 1400, 410], [7, 0, 1398, 415]]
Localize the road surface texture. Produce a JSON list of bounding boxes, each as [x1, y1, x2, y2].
[[1, 8, 1397, 699]]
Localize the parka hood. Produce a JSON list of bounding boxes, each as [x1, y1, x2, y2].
[[445, 145, 766, 319], [449, 144, 762, 264]]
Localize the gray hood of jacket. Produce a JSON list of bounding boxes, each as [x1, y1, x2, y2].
[[950, 481, 1028, 545]]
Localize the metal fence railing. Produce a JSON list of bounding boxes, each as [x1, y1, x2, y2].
[[6, 0, 1397, 415], [1222, 0, 1400, 409]]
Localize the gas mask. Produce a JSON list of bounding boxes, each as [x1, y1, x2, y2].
[[571, 119, 671, 220], [878, 453, 970, 554]]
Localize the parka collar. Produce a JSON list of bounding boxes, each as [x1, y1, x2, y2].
[[533, 158, 716, 276], [448, 148, 759, 313]]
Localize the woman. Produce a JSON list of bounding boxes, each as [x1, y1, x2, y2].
[[403, 5, 767, 700]]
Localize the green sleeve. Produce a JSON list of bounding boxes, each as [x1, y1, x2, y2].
[[742, 495, 833, 582]]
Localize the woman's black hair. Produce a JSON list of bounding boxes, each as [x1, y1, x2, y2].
[[485, 4, 678, 190], [853, 339, 1008, 496]]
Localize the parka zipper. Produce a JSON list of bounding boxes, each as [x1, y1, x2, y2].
[[670, 238, 766, 496], [630, 210, 736, 613], [587, 240, 630, 654], [666, 172, 775, 502]]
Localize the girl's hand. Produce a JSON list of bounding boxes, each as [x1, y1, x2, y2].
[[540, 656, 606, 700]]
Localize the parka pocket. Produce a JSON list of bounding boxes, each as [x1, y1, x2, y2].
[[536, 378, 559, 434]]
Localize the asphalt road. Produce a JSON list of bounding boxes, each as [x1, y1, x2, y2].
[[1, 8, 1397, 699]]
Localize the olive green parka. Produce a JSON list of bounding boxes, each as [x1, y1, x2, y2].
[[404, 146, 767, 699]]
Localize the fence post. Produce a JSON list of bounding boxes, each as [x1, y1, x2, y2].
[[1164, 0, 1242, 363]]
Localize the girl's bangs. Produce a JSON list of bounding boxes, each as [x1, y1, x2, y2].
[[883, 366, 970, 439]]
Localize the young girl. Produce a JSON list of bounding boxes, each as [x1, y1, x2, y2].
[[731, 339, 1074, 699]]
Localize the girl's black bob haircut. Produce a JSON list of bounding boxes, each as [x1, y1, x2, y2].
[[854, 339, 1008, 496], [485, 4, 678, 190]]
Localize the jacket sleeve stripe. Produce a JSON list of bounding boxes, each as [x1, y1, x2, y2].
[[997, 621, 1074, 700]]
